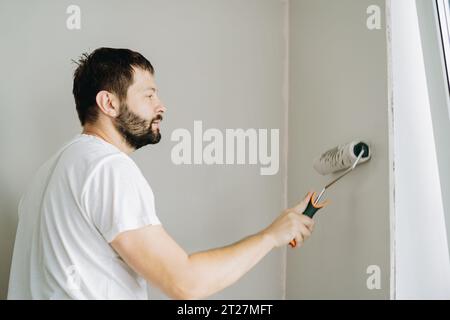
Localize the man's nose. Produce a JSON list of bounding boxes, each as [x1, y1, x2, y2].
[[155, 96, 167, 113], [156, 103, 167, 116]]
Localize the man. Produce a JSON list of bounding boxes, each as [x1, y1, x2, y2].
[[8, 48, 315, 300]]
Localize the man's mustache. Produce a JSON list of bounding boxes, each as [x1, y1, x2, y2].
[[152, 114, 163, 123]]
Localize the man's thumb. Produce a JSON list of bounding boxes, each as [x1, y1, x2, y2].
[[293, 191, 313, 214]]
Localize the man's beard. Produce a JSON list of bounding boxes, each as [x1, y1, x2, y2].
[[113, 102, 162, 151]]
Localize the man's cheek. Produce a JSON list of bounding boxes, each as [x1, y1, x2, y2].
[[138, 105, 154, 120]]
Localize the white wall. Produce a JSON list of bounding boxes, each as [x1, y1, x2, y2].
[[286, 0, 391, 299], [390, 0, 450, 299], [0, 0, 287, 299]]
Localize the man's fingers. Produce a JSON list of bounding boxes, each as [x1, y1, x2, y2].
[[288, 213, 315, 248], [294, 233, 304, 247], [299, 214, 315, 229], [299, 224, 312, 240], [307, 221, 315, 232]]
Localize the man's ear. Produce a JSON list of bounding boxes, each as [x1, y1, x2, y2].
[[95, 90, 119, 118]]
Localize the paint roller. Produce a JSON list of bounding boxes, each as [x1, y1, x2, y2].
[[289, 140, 371, 248]]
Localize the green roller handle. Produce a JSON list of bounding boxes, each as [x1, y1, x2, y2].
[[289, 193, 327, 248], [303, 197, 321, 218]]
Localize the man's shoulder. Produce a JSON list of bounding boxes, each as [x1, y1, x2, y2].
[[51, 134, 138, 182], [64, 134, 131, 166]]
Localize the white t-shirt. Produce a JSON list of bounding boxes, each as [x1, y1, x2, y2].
[[7, 133, 161, 300]]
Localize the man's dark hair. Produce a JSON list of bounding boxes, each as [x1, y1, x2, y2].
[[72, 47, 154, 126]]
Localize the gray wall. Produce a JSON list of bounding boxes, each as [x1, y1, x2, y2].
[[0, 0, 287, 299], [286, 0, 391, 299]]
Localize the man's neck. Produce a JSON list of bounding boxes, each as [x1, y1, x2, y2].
[[82, 124, 134, 155]]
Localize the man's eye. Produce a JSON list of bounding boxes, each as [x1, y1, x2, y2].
[[147, 95, 153, 98]]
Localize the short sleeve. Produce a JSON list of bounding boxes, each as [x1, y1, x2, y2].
[[81, 155, 161, 242]]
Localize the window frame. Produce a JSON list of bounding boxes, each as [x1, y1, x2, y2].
[[436, 0, 450, 96]]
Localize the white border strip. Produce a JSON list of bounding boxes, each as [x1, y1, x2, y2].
[[281, 0, 290, 300], [385, 0, 396, 301]]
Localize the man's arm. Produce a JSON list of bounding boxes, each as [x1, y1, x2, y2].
[[111, 225, 274, 299], [111, 193, 315, 299]]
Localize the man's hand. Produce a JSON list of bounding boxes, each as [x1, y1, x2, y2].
[[261, 192, 315, 248]]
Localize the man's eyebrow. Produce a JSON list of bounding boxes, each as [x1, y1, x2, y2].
[[142, 87, 156, 92]]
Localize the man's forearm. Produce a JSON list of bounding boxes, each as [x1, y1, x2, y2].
[[185, 231, 275, 299]]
